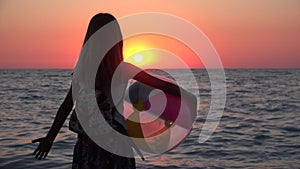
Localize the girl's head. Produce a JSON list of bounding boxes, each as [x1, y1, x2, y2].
[[84, 13, 122, 46], [83, 13, 123, 91]]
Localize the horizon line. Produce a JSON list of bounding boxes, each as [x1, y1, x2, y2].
[[0, 67, 299, 70]]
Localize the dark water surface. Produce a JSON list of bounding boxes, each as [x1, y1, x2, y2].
[[0, 69, 299, 168]]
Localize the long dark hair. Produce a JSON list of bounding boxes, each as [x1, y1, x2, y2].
[[83, 13, 123, 96]]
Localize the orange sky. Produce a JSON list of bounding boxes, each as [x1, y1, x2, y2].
[[0, 0, 299, 68]]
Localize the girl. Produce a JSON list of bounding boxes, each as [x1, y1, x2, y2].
[[32, 13, 195, 169]]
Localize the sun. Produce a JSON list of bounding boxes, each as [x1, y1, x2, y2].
[[124, 51, 154, 67], [133, 54, 143, 62]]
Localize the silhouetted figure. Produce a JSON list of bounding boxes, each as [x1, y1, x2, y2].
[[32, 13, 195, 169]]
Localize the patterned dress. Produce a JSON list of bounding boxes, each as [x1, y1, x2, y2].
[[69, 90, 136, 169]]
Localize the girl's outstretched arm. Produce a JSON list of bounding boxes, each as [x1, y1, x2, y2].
[[123, 62, 196, 103], [32, 86, 73, 159]]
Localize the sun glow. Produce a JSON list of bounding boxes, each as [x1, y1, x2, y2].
[[123, 35, 154, 67], [123, 34, 200, 68]]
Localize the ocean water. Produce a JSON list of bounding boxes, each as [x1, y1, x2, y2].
[[0, 69, 299, 169]]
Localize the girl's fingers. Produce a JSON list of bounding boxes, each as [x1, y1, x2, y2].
[[43, 152, 48, 159], [38, 152, 44, 160], [33, 148, 39, 155], [35, 151, 42, 159]]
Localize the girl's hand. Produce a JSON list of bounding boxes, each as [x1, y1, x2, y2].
[[32, 137, 53, 160]]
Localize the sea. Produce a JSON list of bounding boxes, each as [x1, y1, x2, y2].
[[0, 69, 299, 169]]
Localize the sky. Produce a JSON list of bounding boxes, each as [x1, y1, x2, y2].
[[0, 0, 299, 68]]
